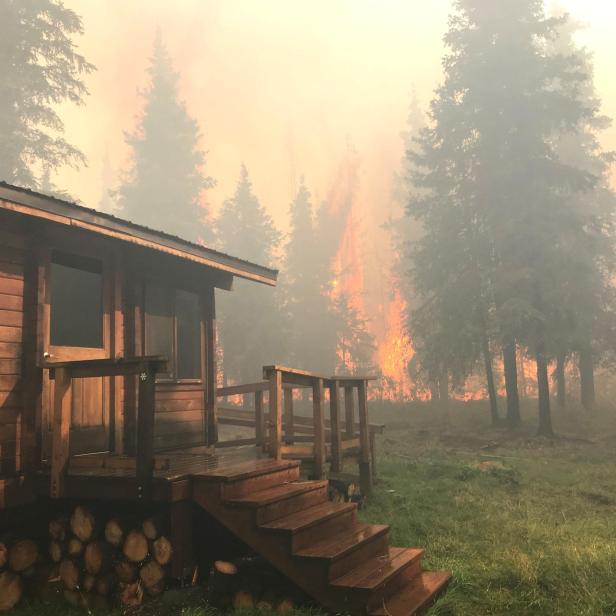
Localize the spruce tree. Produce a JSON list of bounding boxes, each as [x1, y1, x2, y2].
[[0, 0, 94, 187], [117, 32, 213, 241], [216, 165, 283, 382], [282, 179, 334, 371], [409, 0, 602, 435], [548, 11, 616, 412]]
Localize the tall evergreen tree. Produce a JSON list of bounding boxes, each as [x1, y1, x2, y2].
[[282, 179, 335, 371], [216, 165, 284, 382], [547, 10, 616, 412], [409, 0, 604, 435], [117, 32, 213, 241], [0, 0, 94, 187]]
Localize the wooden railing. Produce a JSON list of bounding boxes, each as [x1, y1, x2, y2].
[[43, 356, 167, 500], [217, 366, 380, 494]]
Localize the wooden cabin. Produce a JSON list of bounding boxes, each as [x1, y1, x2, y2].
[[0, 182, 449, 615]]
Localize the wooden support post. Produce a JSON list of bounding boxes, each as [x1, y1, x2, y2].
[[357, 380, 372, 495], [205, 286, 218, 446], [344, 386, 355, 439], [329, 380, 342, 473], [370, 429, 377, 482], [268, 370, 282, 459], [136, 363, 156, 500], [313, 378, 325, 479], [255, 390, 264, 448], [51, 367, 72, 499], [112, 254, 124, 455], [284, 387, 295, 444], [170, 501, 194, 583]]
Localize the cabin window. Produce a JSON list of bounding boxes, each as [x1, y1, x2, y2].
[[145, 284, 201, 381], [50, 251, 103, 348]]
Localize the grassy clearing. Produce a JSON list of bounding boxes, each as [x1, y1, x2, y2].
[[364, 399, 616, 615], [10, 399, 616, 615]]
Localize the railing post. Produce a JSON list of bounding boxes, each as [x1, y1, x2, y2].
[[344, 385, 355, 438], [357, 380, 372, 495], [255, 390, 264, 448], [313, 378, 325, 479], [136, 361, 156, 500], [329, 380, 342, 473], [51, 367, 72, 499], [284, 387, 295, 444], [268, 369, 283, 459]]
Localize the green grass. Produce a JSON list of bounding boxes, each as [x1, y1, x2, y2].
[[10, 399, 616, 615], [362, 399, 616, 615]]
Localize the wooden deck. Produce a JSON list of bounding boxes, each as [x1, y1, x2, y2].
[[31, 446, 271, 502]]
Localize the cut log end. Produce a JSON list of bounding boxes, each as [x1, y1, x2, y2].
[[84, 541, 112, 576], [140, 560, 165, 590], [123, 530, 149, 563], [0, 571, 23, 612], [70, 506, 96, 543], [59, 559, 81, 591], [104, 518, 125, 547], [8, 539, 38, 573], [152, 535, 173, 566]]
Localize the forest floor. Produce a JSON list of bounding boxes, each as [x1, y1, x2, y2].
[[10, 399, 616, 616]]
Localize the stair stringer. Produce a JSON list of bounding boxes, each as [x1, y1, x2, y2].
[[192, 477, 373, 614]]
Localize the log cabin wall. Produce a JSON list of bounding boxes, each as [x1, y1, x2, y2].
[[0, 211, 39, 475], [121, 249, 218, 455], [0, 210, 220, 479]]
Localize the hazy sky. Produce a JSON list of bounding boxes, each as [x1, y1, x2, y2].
[[56, 0, 616, 231]]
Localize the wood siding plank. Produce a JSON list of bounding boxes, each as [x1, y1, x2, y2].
[[0, 310, 23, 327], [0, 342, 21, 358], [0, 294, 23, 311], [0, 277, 24, 297], [0, 326, 21, 343]]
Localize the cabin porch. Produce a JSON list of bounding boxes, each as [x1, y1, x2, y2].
[[32, 360, 380, 504]]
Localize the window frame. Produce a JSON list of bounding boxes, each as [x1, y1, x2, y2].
[[144, 281, 204, 384], [46, 247, 111, 363]]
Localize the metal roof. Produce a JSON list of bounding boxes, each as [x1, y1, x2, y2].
[[0, 182, 278, 286]]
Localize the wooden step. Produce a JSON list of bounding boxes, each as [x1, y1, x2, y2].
[[368, 571, 451, 616], [200, 459, 301, 499], [332, 547, 424, 611], [225, 480, 329, 524], [296, 523, 390, 581], [260, 501, 358, 551], [198, 458, 300, 481]]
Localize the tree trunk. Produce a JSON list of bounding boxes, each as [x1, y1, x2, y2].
[[502, 339, 521, 427], [579, 344, 595, 411], [555, 352, 566, 409], [438, 371, 449, 405], [481, 335, 499, 425], [535, 337, 553, 437], [429, 382, 439, 404]]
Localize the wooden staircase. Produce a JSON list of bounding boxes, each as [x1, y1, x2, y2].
[[192, 458, 450, 615]]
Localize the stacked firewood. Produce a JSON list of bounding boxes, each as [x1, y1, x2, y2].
[[207, 556, 303, 613], [48, 505, 173, 610], [0, 533, 40, 611]]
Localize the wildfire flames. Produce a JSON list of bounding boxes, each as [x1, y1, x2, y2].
[[376, 291, 414, 400]]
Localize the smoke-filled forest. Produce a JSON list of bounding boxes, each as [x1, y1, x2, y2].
[[1, 1, 616, 615]]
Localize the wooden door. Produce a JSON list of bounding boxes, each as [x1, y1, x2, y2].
[[40, 243, 113, 457]]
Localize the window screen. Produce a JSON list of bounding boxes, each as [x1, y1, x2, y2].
[[50, 251, 103, 348], [145, 284, 174, 378], [176, 289, 201, 379]]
